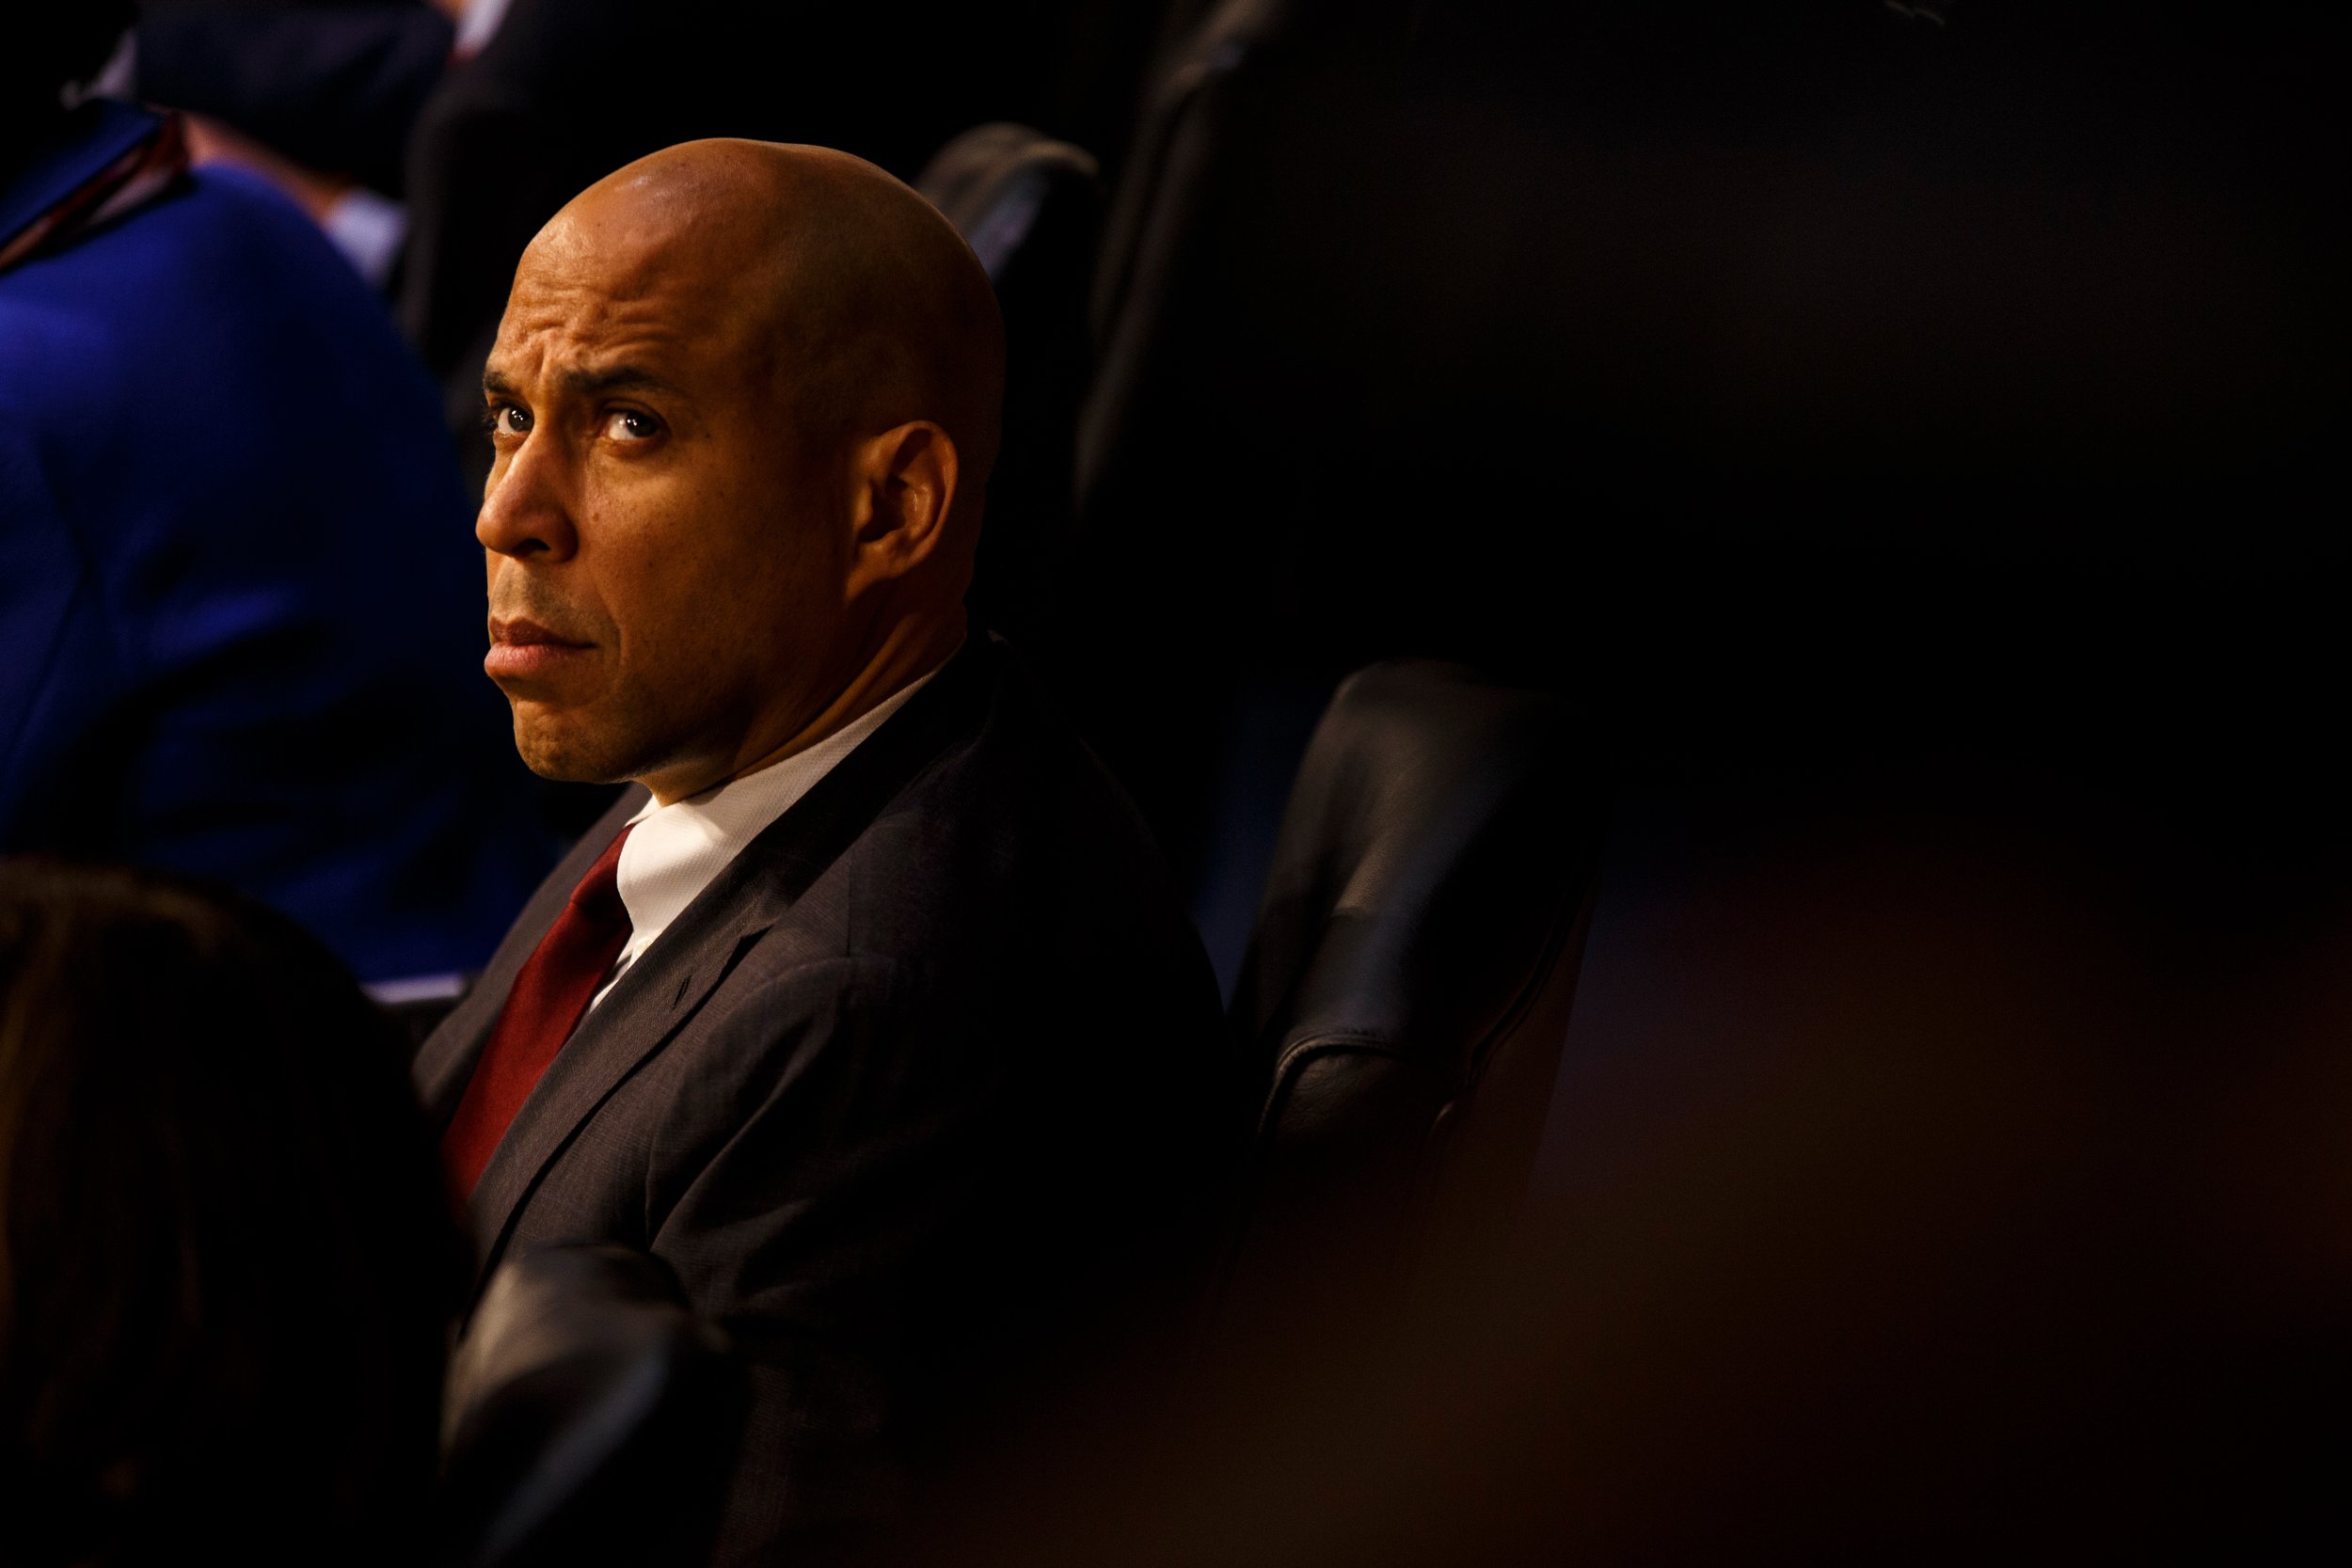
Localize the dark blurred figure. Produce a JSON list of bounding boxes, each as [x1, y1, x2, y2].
[[1, 8, 556, 982], [135, 0, 459, 205], [132, 0, 465, 287], [0, 860, 468, 1568]]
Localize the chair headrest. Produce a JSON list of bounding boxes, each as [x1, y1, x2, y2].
[[914, 122, 1099, 280]]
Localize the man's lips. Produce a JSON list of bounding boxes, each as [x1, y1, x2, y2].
[[485, 616, 596, 681]]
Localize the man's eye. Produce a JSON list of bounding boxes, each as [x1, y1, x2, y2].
[[604, 410, 660, 442], [485, 404, 532, 438]]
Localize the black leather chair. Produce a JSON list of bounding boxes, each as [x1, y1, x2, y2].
[[917, 122, 1099, 284], [435, 1245, 745, 1568], [1223, 659, 1607, 1320], [915, 122, 1102, 650]]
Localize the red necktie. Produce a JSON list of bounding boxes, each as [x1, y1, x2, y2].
[[441, 826, 634, 1196]]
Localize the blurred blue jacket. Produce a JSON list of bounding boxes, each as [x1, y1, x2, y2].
[[0, 102, 555, 981]]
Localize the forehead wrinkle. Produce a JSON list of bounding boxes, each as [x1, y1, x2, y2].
[[554, 363, 695, 404], [507, 272, 714, 336], [488, 341, 705, 407], [491, 283, 720, 395]]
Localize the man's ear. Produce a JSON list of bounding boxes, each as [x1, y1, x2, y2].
[[847, 420, 960, 591]]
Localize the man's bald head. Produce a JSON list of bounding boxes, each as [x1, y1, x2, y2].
[[476, 139, 1007, 803], [546, 137, 1005, 500]]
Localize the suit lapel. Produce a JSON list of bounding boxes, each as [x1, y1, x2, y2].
[[465, 864, 787, 1280], [460, 638, 1002, 1283], [413, 784, 649, 1126]]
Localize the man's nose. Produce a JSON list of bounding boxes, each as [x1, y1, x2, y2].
[[476, 433, 579, 562]]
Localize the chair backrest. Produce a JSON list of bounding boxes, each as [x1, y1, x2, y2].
[[916, 122, 1099, 285], [435, 1244, 744, 1568], [1051, 0, 1409, 875], [1224, 660, 1607, 1315], [916, 122, 1102, 649], [1082, 0, 1398, 452]]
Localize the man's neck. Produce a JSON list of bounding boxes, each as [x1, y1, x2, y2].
[[637, 610, 967, 807]]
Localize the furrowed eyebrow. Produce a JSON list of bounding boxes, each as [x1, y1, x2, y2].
[[481, 365, 689, 402], [555, 365, 689, 401]]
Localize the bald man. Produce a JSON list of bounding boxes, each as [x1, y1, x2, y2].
[[412, 142, 1237, 1562]]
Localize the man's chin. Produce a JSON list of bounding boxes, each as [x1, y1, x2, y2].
[[509, 709, 640, 786]]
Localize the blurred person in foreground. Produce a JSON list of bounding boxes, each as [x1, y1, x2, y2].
[[415, 139, 1237, 1564], [0, 860, 467, 1568], [0, 8, 554, 985]]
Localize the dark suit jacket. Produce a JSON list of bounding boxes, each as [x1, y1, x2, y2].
[[415, 637, 1240, 1563]]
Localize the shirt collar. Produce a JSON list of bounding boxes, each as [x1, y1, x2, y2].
[[610, 666, 943, 961]]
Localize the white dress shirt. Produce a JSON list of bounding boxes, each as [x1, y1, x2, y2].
[[589, 668, 939, 1008]]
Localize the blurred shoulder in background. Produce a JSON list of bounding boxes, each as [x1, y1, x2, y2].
[[1, 6, 557, 984]]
